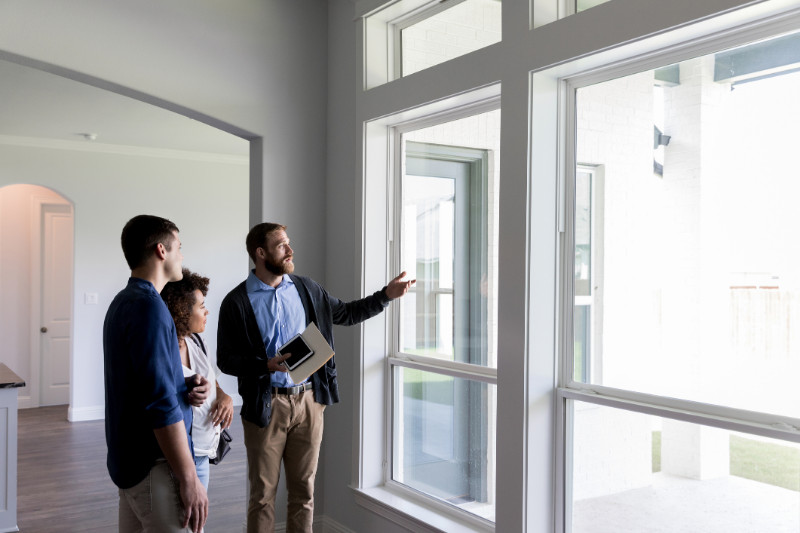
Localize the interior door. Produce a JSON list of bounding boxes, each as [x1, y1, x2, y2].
[[39, 203, 73, 406]]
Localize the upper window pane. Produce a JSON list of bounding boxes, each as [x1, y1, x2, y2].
[[400, 109, 500, 368], [572, 29, 800, 417], [400, 0, 502, 78]]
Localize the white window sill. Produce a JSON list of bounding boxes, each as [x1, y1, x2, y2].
[[352, 485, 494, 533]]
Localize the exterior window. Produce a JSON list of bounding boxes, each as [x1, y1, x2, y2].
[[391, 108, 499, 523], [563, 28, 800, 532], [397, 0, 502, 78], [363, 0, 501, 89]]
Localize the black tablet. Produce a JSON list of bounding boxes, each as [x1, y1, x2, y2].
[[278, 334, 315, 370]]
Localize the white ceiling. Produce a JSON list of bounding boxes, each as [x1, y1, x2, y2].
[[0, 58, 249, 156]]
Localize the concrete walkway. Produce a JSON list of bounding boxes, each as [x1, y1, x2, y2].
[[572, 473, 799, 532]]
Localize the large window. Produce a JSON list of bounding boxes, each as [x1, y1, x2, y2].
[[390, 107, 500, 524], [561, 27, 800, 532]]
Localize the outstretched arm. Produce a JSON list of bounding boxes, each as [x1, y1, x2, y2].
[[384, 271, 416, 300], [328, 271, 416, 327]]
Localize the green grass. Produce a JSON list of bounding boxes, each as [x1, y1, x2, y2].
[[652, 431, 800, 492], [652, 431, 661, 472], [730, 434, 800, 491], [402, 368, 453, 405]]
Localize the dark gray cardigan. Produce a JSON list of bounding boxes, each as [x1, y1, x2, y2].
[[216, 274, 389, 428]]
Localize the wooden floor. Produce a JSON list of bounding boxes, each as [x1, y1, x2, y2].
[[17, 405, 247, 532]]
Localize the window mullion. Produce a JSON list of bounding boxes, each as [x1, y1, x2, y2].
[[389, 355, 498, 385], [560, 386, 800, 443]]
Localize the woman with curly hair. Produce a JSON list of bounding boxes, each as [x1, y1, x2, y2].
[[162, 268, 233, 491]]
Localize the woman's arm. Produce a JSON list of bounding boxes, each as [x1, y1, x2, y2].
[[209, 383, 234, 429]]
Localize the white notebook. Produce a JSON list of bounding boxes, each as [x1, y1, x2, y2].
[[284, 322, 335, 384]]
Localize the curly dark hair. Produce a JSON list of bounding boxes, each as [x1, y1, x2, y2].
[[161, 268, 210, 339]]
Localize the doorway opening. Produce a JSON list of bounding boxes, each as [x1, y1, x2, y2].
[[0, 184, 73, 408]]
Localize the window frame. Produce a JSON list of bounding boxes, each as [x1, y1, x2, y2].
[[399, 140, 491, 366], [387, 107, 499, 525], [553, 10, 800, 532], [391, 0, 471, 80], [354, 1, 800, 531], [361, 0, 502, 89], [354, 89, 500, 533]]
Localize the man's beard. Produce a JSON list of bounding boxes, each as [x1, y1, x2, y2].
[[264, 255, 294, 276]]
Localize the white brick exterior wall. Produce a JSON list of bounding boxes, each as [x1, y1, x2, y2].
[[401, 0, 501, 77], [572, 56, 738, 499]]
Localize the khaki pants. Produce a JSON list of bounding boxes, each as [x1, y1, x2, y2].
[[119, 459, 192, 533], [243, 390, 325, 533]]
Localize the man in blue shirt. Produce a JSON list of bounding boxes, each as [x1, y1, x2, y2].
[[104, 214, 209, 533], [217, 222, 414, 533]]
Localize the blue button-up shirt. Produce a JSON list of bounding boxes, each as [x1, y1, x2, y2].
[[245, 270, 306, 387]]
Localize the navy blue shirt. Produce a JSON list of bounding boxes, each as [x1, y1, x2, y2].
[[103, 277, 192, 489]]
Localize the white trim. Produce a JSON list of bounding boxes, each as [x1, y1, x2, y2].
[[527, 63, 561, 533], [28, 196, 42, 410], [358, 87, 501, 530], [354, 486, 493, 533], [0, 135, 248, 165], [67, 404, 106, 422], [16, 395, 33, 410]]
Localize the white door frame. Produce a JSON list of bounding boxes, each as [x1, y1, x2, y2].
[[25, 191, 73, 409]]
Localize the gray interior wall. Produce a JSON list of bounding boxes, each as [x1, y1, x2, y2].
[[0, 1, 330, 527], [0, 0, 329, 282]]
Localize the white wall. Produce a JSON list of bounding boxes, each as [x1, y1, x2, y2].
[[0, 142, 248, 420]]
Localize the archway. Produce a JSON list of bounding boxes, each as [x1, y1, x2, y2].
[[0, 184, 73, 408], [0, 57, 250, 421]]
